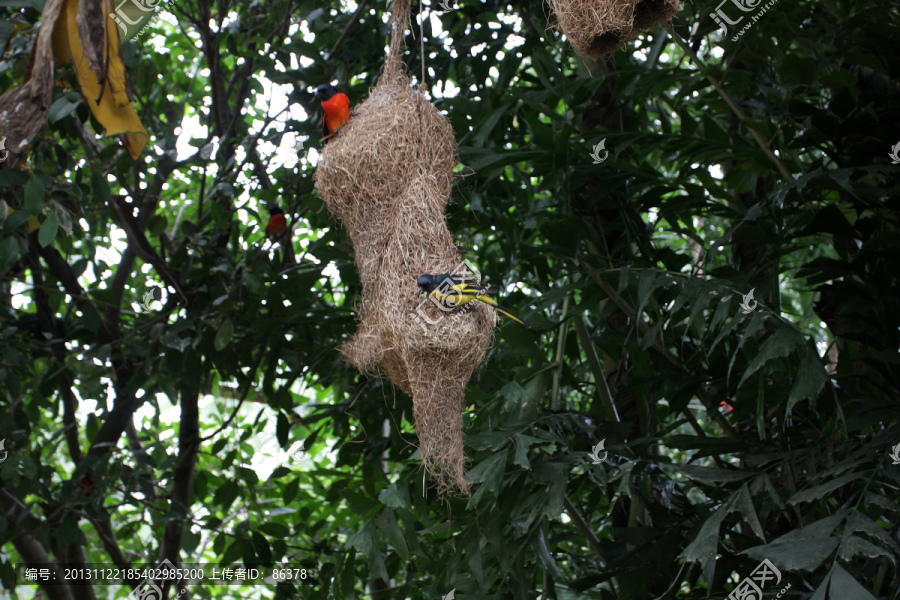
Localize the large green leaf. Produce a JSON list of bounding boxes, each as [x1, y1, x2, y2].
[[347, 520, 389, 582]]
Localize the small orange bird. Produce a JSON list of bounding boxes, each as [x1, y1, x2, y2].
[[315, 83, 350, 142], [266, 206, 288, 238], [79, 470, 95, 495]]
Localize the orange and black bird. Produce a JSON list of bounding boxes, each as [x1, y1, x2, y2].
[[79, 470, 95, 495], [315, 83, 350, 143], [266, 206, 288, 239], [417, 273, 529, 327]]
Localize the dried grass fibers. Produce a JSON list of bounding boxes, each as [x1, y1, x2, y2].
[[549, 0, 681, 59], [313, 0, 494, 495]]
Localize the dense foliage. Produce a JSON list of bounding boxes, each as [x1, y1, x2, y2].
[[1, 0, 899, 599]]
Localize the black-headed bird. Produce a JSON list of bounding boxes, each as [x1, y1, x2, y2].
[[266, 205, 288, 238], [315, 84, 350, 143], [417, 273, 528, 327]]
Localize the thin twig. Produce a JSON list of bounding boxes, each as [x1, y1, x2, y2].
[[573, 313, 619, 423], [199, 341, 267, 442], [550, 293, 571, 410], [329, 0, 372, 63], [562, 496, 607, 566]]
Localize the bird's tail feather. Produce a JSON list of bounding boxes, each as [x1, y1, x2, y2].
[[493, 304, 528, 327]]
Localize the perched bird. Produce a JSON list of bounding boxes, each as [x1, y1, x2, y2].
[[266, 206, 288, 238], [315, 83, 350, 142], [79, 470, 95, 495], [417, 273, 528, 326]]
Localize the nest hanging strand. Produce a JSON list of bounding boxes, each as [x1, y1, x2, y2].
[[313, 0, 495, 495], [385, 0, 411, 82]]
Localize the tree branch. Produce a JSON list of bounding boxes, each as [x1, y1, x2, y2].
[[573, 313, 620, 423], [108, 195, 187, 304], [29, 235, 83, 464], [10, 531, 74, 600], [158, 386, 201, 594], [36, 243, 116, 342]]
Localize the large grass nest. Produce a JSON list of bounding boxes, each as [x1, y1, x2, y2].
[[313, 0, 494, 495], [549, 0, 681, 58]]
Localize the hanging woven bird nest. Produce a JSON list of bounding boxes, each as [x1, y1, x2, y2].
[[549, 0, 681, 59], [314, 0, 494, 495]]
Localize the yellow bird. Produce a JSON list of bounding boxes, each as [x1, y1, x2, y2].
[[417, 273, 528, 327]]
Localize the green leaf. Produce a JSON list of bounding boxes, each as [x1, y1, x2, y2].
[[786, 344, 828, 414], [81, 302, 100, 333], [236, 466, 259, 486], [787, 472, 864, 506], [468, 103, 511, 148], [744, 513, 846, 571], [214, 318, 234, 351], [276, 411, 289, 447], [733, 484, 765, 541], [240, 537, 256, 565], [737, 327, 801, 389], [828, 563, 878, 600], [346, 520, 388, 581], [213, 481, 240, 509], [465, 451, 506, 509], [513, 434, 541, 469], [148, 214, 169, 236], [705, 296, 737, 357], [211, 438, 227, 455], [530, 524, 561, 578], [341, 488, 380, 514], [465, 431, 513, 451], [181, 529, 200, 554], [678, 500, 730, 585], [772, 512, 846, 543], [340, 549, 356, 600], [378, 483, 410, 510], [259, 522, 291, 539], [743, 538, 839, 572], [268, 466, 291, 480], [48, 95, 81, 123], [377, 508, 409, 560], [38, 214, 59, 247], [283, 478, 300, 505], [24, 177, 45, 216], [0, 169, 29, 188], [59, 512, 87, 547], [0, 236, 18, 271], [222, 539, 243, 566], [844, 510, 900, 554], [687, 286, 713, 337], [810, 571, 832, 600], [251, 531, 273, 564], [636, 269, 657, 315], [499, 380, 530, 411], [91, 171, 111, 204], [837, 536, 894, 563], [0, 209, 32, 234]]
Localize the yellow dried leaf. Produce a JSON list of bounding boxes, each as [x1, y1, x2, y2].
[[52, 0, 148, 160]]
